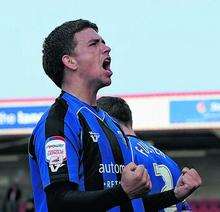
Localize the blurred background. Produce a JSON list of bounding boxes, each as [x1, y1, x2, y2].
[[1, 0, 220, 211]]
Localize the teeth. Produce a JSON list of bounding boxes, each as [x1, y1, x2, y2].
[[102, 57, 111, 70], [104, 57, 111, 63], [103, 57, 111, 70]]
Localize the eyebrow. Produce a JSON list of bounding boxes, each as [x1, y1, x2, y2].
[[88, 38, 106, 44]]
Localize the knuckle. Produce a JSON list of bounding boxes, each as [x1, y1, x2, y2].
[[191, 168, 196, 173], [146, 173, 150, 180], [147, 183, 151, 189], [141, 177, 147, 185], [135, 174, 143, 181]]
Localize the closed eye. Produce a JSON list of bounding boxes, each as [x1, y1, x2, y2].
[[88, 38, 105, 46], [89, 39, 99, 46], [89, 42, 98, 46]]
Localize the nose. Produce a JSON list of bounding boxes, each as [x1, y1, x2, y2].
[[102, 43, 111, 54]]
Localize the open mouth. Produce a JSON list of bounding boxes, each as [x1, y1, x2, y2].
[[102, 57, 111, 70]]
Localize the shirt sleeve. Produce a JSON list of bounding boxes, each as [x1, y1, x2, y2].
[[142, 189, 180, 210], [34, 115, 81, 188], [45, 182, 182, 212], [45, 181, 130, 211]]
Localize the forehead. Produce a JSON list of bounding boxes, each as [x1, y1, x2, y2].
[[74, 28, 102, 44]]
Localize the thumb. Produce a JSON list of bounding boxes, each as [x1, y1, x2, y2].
[[127, 162, 137, 171], [182, 167, 190, 174], [176, 173, 184, 187]]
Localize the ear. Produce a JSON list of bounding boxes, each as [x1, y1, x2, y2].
[[62, 55, 78, 70]]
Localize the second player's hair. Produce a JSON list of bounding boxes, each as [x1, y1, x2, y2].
[[97, 96, 133, 127]]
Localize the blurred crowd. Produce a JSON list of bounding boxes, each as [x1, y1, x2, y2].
[[1, 183, 34, 212]]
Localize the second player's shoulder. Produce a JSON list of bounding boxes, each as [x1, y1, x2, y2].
[[128, 136, 170, 160], [128, 136, 152, 149]]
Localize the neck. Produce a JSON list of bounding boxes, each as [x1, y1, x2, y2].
[[62, 81, 98, 106], [120, 124, 136, 136]]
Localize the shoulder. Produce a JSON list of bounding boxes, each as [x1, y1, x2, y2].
[[33, 97, 81, 138], [47, 97, 69, 120]]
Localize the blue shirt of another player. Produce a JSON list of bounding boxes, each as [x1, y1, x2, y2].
[[128, 135, 191, 212]]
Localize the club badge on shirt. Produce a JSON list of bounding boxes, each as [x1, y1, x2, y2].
[[45, 136, 66, 172], [89, 131, 100, 142]]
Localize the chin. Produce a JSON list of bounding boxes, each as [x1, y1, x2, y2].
[[98, 80, 112, 90], [105, 79, 112, 86]]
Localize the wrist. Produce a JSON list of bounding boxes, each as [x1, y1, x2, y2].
[[120, 181, 132, 199], [111, 184, 130, 202], [174, 187, 186, 201]]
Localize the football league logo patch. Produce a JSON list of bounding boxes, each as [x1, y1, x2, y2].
[[45, 136, 66, 172]]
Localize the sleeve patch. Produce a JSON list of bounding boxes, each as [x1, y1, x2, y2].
[[45, 136, 66, 173]]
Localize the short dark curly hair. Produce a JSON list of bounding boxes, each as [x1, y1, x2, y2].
[[97, 96, 133, 127], [42, 19, 98, 88]]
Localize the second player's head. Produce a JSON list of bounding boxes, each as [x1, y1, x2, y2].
[[97, 96, 133, 128]]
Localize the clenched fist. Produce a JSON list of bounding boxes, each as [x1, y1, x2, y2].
[[174, 167, 202, 200], [121, 162, 152, 199]]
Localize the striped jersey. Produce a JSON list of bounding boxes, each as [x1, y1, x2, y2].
[[128, 135, 191, 212], [28, 91, 145, 212]]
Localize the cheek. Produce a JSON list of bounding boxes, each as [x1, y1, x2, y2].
[[85, 56, 101, 71], [77, 56, 93, 70], [76, 49, 102, 75], [79, 52, 99, 66]]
